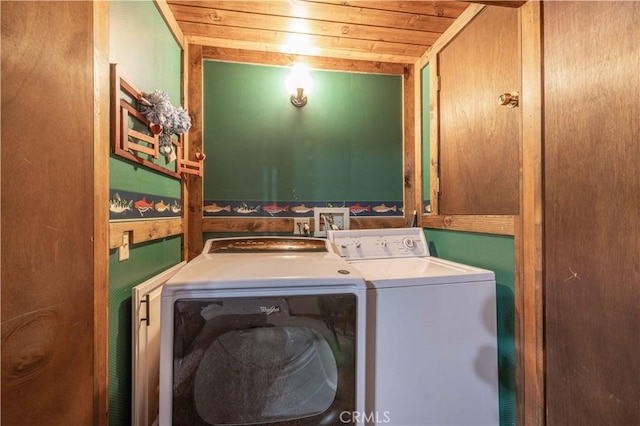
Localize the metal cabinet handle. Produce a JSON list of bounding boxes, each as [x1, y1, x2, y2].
[[498, 91, 519, 108]]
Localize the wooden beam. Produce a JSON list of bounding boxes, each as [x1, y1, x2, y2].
[[153, 0, 185, 49], [469, 1, 526, 8], [185, 44, 204, 260], [413, 60, 425, 225], [109, 219, 183, 249], [202, 217, 407, 233], [403, 63, 420, 223], [202, 46, 406, 74], [93, 1, 110, 424], [187, 32, 418, 64], [428, 55, 439, 215], [519, 1, 545, 425], [422, 215, 515, 236]]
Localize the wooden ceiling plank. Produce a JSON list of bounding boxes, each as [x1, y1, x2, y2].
[[170, 4, 439, 46], [308, 0, 470, 19], [180, 21, 426, 58], [167, 0, 456, 33], [166, 1, 475, 64]]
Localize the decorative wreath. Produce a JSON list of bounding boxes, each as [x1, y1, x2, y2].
[[138, 90, 191, 162]]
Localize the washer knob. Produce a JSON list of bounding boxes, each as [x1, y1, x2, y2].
[[402, 237, 415, 249]]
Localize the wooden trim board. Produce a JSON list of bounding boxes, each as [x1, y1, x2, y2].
[[422, 215, 515, 236], [109, 219, 183, 249], [202, 217, 407, 234]]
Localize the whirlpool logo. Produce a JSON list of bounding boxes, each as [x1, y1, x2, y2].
[[259, 306, 281, 315]]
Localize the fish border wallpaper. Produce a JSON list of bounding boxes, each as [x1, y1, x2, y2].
[[110, 192, 430, 221], [203, 200, 404, 218], [109, 189, 181, 220]]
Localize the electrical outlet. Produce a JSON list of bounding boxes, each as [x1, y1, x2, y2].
[[293, 218, 311, 235], [313, 207, 350, 236], [332, 214, 345, 230], [119, 232, 130, 261]]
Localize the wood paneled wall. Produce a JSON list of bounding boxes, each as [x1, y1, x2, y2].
[[543, 2, 640, 425], [1, 2, 109, 424]]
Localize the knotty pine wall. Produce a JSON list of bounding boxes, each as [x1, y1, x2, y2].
[[1, 1, 109, 424]]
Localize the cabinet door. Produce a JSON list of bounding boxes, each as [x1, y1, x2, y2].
[[544, 2, 640, 425], [437, 6, 520, 215]]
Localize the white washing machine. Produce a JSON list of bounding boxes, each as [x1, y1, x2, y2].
[[159, 237, 368, 426], [328, 228, 499, 426]]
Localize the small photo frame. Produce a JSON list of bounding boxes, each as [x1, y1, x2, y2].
[[314, 207, 350, 237]]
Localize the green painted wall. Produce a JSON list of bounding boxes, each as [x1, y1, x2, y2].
[[107, 237, 182, 424], [108, 2, 182, 424], [425, 229, 516, 425], [109, 0, 182, 199], [422, 64, 431, 207], [203, 61, 403, 203]]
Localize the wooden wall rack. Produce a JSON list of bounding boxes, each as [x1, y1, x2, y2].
[[110, 63, 203, 178]]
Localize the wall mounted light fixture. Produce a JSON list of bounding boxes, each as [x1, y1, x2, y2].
[[285, 64, 314, 107]]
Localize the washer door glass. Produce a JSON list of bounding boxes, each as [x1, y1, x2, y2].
[[172, 294, 357, 426]]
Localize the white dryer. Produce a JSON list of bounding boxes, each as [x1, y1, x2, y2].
[[328, 228, 499, 426], [159, 237, 368, 426]]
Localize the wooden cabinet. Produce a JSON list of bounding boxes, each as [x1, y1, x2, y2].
[[437, 6, 520, 215]]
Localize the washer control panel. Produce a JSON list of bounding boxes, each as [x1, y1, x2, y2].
[[327, 228, 429, 260]]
